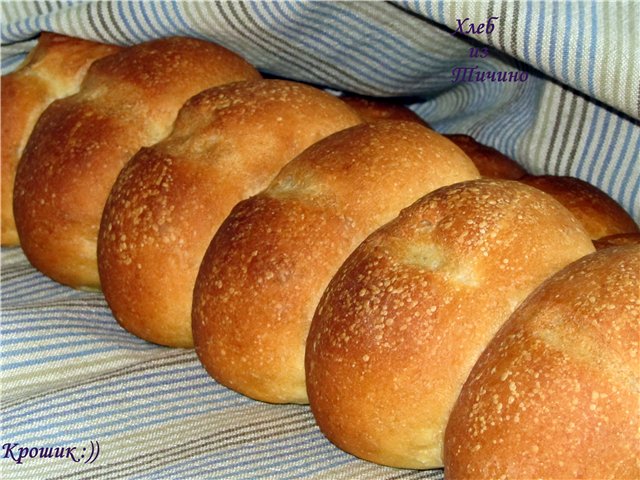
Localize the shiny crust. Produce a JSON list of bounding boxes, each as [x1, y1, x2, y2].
[[340, 95, 429, 126], [305, 179, 595, 469], [520, 175, 639, 240], [98, 79, 362, 347], [446, 134, 527, 180], [444, 245, 640, 479], [594, 232, 640, 250], [13, 36, 261, 288], [1, 32, 121, 246], [192, 121, 479, 403]]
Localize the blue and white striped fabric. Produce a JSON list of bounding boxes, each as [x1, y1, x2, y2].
[[1, 2, 638, 479]]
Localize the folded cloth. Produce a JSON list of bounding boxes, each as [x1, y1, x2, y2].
[[1, 1, 638, 479]]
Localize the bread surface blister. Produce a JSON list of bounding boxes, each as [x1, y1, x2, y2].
[[5, 32, 640, 480]]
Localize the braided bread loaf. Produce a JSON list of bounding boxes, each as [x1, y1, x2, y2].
[[1, 32, 121, 246], [13, 36, 261, 289]]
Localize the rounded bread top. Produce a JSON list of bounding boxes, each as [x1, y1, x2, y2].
[[445, 134, 526, 180], [191, 120, 479, 402], [444, 244, 640, 479], [306, 178, 596, 469], [520, 175, 639, 240], [98, 79, 363, 347], [339, 95, 429, 126], [81, 36, 261, 108]]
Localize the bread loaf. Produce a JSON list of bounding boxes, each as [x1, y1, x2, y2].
[[98, 79, 362, 348], [446, 134, 526, 180], [13, 36, 261, 289], [305, 179, 595, 469], [444, 245, 640, 479], [1, 32, 121, 246], [192, 121, 479, 404], [520, 175, 639, 240], [594, 232, 640, 250], [340, 95, 429, 126]]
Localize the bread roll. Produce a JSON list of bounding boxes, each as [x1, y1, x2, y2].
[[193, 121, 479, 404], [340, 95, 429, 126], [98, 79, 362, 348], [305, 179, 595, 469], [1, 32, 121, 246], [445, 134, 526, 180], [594, 232, 640, 250], [444, 245, 639, 480], [520, 175, 639, 240], [13, 36, 261, 289]]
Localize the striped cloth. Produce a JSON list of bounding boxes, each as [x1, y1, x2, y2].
[[1, 1, 638, 479]]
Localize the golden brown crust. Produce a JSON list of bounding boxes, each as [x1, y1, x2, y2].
[[446, 134, 527, 180], [195, 195, 355, 402], [98, 79, 362, 347], [13, 100, 139, 286], [520, 175, 639, 240], [1, 32, 121, 246], [340, 95, 429, 126], [192, 121, 479, 403], [305, 179, 595, 469], [13, 36, 261, 288], [444, 245, 640, 480], [593, 232, 640, 250]]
